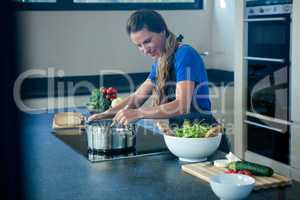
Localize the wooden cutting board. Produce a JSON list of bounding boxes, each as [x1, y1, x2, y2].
[[52, 112, 85, 135], [182, 163, 291, 190]]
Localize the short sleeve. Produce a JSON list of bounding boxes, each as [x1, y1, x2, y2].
[[147, 63, 157, 82], [174, 45, 205, 83]]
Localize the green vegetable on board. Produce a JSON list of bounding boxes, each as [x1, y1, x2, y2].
[[227, 161, 274, 177]]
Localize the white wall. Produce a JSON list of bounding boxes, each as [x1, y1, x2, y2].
[[16, 0, 215, 76], [209, 0, 235, 71]]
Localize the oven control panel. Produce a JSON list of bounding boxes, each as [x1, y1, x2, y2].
[[246, 4, 292, 17]]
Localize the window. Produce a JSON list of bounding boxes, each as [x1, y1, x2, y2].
[[15, 0, 56, 2], [14, 0, 203, 10]]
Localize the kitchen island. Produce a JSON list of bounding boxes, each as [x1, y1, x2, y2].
[[21, 109, 300, 200]]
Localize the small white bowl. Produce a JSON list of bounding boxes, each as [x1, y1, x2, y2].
[[210, 174, 255, 200], [163, 133, 222, 162]]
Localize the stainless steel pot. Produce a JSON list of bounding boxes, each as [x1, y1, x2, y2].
[[85, 119, 136, 151]]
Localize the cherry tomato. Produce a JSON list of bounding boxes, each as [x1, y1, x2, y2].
[[238, 170, 252, 176], [110, 94, 117, 100], [225, 170, 236, 174], [109, 87, 118, 94], [106, 87, 113, 94], [101, 87, 107, 95]]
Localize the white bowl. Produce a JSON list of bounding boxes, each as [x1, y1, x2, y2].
[[210, 174, 255, 200], [163, 133, 222, 162]]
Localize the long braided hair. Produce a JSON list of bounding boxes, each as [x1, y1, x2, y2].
[[126, 9, 180, 105]]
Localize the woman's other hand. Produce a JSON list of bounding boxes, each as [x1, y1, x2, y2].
[[113, 108, 143, 125], [87, 111, 112, 122]]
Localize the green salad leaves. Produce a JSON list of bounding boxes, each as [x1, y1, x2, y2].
[[174, 120, 215, 138]]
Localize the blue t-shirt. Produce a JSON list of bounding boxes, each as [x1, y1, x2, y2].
[[147, 44, 211, 113]]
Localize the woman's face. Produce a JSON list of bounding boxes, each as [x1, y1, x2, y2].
[[130, 28, 165, 60]]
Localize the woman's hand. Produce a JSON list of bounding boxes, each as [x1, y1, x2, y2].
[[113, 108, 143, 125], [87, 111, 112, 122]]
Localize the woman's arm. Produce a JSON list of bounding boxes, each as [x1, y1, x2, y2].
[[88, 79, 154, 120], [127, 79, 154, 108], [113, 81, 195, 124]]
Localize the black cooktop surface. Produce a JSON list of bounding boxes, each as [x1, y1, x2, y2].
[[53, 123, 169, 162]]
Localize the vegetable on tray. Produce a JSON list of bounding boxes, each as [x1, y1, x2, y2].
[[225, 169, 253, 176], [227, 161, 274, 177]]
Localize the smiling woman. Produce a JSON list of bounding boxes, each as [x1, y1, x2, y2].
[[14, 0, 203, 10], [88, 9, 216, 128]]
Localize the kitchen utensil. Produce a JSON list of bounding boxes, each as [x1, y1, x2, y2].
[[209, 174, 255, 200], [110, 105, 129, 128], [110, 121, 116, 128], [164, 133, 222, 162], [85, 119, 136, 151], [53, 112, 85, 128], [52, 112, 85, 135]]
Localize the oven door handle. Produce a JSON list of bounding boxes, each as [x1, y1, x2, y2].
[[244, 120, 285, 134], [244, 17, 287, 22], [244, 56, 285, 63], [246, 111, 292, 126]]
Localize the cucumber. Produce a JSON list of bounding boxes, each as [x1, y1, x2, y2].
[[228, 161, 274, 177]]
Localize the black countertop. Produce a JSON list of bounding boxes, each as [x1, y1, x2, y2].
[[21, 109, 300, 200]]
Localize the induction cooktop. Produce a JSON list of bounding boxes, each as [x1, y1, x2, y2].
[[53, 122, 169, 162]]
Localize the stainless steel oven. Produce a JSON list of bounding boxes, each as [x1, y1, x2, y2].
[[245, 0, 292, 164]]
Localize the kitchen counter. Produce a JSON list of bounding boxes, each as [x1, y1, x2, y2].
[[21, 109, 300, 200]]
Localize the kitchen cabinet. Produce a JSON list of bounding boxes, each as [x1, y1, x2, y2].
[[290, 0, 300, 179], [234, 0, 300, 181]]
